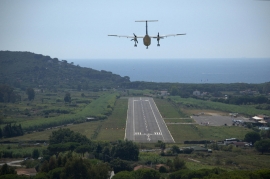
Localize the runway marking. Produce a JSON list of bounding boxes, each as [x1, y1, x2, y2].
[[128, 97, 175, 143], [133, 98, 135, 141], [148, 100, 165, 141], [147, 134, 151, 141], [152, 98, 175, 143]]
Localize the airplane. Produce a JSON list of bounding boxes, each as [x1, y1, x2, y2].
[[108, 20, 186, 49]]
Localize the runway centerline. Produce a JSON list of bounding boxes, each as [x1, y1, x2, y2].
[[125, 97, 175, 143]]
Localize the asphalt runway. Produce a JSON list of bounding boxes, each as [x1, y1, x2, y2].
[[125, 97, 175, 143]]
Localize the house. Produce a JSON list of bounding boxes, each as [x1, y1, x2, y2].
[[193, 90, 200, 96], [160, 91, 168, 96], [232, 142, 250, 148], [16, 168, 37, 176], [134, 165, 154, 171], [252, 116, 268, 125]]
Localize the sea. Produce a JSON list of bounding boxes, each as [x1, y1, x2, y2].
[[71, 59, 270, 84]]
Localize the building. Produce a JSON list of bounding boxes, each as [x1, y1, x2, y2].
[[193, 90, 200, 96], [252, 115, 269, 125], [16, 168, 37, 177], [160, 90, 169, 96]]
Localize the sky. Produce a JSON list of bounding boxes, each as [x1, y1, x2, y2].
[[0, 0, 270, 60]]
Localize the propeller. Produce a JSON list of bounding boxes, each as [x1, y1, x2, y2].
[[157, 32, 163, 40], [131, 33, 138, 43]]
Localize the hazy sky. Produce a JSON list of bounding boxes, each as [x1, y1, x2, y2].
[[0, 0, 270, 60]]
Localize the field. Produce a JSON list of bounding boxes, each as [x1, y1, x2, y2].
[[169, 96, 270, 117], [167, 125, 252, 143], [154, 97, 254, 143], [5, 98, 128, 142]]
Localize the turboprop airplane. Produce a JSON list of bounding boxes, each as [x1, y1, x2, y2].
[[108, 20, 186, 49]]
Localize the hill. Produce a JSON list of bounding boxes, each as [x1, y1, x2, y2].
[[0, 51, 130, 90]]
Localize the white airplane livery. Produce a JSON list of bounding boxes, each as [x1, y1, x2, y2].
[[108, 20, 186, 49]]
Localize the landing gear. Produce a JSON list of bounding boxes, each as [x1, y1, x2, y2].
[[134, 44, 137, 47], [146, 46, 148, 49], [157, 38, 160, 47]]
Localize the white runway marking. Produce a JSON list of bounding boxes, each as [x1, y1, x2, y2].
[[126, 97, 175, 143]]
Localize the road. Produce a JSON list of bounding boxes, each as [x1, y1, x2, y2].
[[125, 97, 175, 143], [0, 159, 24, 167]]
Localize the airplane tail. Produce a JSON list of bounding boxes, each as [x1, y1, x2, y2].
[[135, 20, 158, 35]]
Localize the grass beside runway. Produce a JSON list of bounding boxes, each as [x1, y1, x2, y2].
[[154, 98, 187, 118], [7, 99, 128, 142], [96, 99, 128, 141], [167, 124, 253, 143]]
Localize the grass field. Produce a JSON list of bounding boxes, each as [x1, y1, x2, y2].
[[154, 98, 187, 118], [169, 96, 270, 117], [96, 99, 128, 141], [1, 91, 118, 132], [167, 125, 252, 143], [5, 98, 128, 142]]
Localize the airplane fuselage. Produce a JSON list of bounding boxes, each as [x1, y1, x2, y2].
[[108, 20, 186, 49], [143, 35, 151, 47]]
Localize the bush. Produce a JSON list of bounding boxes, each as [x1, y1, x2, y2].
[[159, 166, 167, 173]]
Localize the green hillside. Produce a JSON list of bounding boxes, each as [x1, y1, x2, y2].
[[0, 51, 130, 90]]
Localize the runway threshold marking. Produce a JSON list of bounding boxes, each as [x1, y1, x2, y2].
[[130, 97, 174, 142], [148, 99, 165, 141]]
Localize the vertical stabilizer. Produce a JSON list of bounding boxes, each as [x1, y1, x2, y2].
[[135, 20, 158, 35]]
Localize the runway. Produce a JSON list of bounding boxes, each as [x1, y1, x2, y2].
[[125, 97, 175, 143]]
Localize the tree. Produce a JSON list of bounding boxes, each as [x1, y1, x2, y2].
[[60, 158, 90, 179], [2, 123, 23, 138], [255, 139, 270, 154], [111, 140, 139, 161], [32, 149, 40, 159], [110, 158, 132, 174], [49, 156, 57, 171], [171, 145, 180, 154], [159, 166, 168, 173], [64, 92, 71, 103], [170, 86, 179, 96], [156, 140, 166, 154], [112, 171, 135, 179], [26, 88, 35, 101], [244, 131, 261, 145], [173, 156, 186, 171], [49, 128, 90, 145], [60, 157, 110, 179], [41, 160, 49, 173], [75, 145, 91, 157], [134, 169, 160, 179], [0, 164, 16, 175]]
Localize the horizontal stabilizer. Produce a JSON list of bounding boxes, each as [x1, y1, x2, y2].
[[135, 20, 158, 22]]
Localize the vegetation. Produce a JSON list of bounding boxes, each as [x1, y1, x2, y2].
[[244, 131, 261, 145], [254, 139, 270, 154], [0, 51, 130, 90], [168, 96, 270, 116], [1, 51, 270, 178]]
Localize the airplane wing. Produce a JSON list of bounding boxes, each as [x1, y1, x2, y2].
[[108, 35, 144, 38], [150, 33, 186, 38]]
